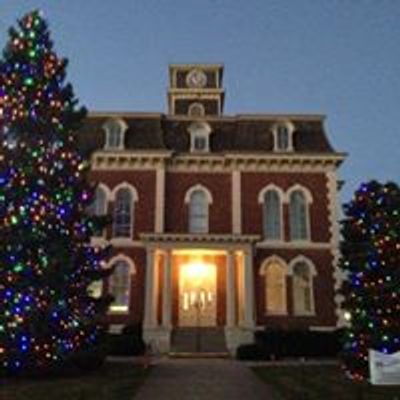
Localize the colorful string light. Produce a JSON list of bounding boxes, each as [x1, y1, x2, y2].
[[0, 10, 110, 375], [339, 180, 400, 381]]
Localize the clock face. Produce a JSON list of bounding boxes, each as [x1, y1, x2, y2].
[[186, 69, 207, 88]]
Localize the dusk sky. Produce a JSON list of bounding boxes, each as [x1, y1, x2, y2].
[[1, 1, 399, 202]]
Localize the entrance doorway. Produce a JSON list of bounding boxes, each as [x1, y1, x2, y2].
[[178, 257, 217, 327]]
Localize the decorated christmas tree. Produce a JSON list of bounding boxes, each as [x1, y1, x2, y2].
[[0, 10, 110, 375], [339, 180, 400, 381]]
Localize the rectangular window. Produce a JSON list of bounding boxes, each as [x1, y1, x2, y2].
[[194, 136, 207, 151]]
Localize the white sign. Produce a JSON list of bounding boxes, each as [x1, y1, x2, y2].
[[369, 349, 400, 385]]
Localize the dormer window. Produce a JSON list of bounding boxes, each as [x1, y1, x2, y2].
[[187, 121, 212, 153], [272, 121, 294, 152], [103, 118, 127, 150], [188, 102, 205, 118]]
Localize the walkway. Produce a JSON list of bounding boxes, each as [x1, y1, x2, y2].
[[134, 358, 278, 399]]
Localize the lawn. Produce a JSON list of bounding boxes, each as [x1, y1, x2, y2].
[[252, 364, 400, 400], [0, 361, 150, 400]]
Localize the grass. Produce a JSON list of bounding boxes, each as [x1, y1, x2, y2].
[[252, 364, 400, 400], [0, 361, 151, 400]]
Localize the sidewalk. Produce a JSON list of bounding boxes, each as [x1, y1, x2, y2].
[[133, 358, 279, 399]]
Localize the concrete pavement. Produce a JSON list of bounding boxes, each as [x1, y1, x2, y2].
[[134, 358, 279, 399]]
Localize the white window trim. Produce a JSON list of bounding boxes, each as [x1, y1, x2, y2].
[[103, 118, 128, 151], [184, 184, 213, 234], [271, 120, 295, 152], [258, 184, 285, 242], [286, 184, 313, 242], [107, 254, 136, 315], [288, 255, 317, 316], [92, 183, 111, 238], [259, 255, 288, 316], [184, 184, 213, 205], [187, 121, 212, 153], [188, 102, 206, 117], [111, 182, 139, 239]]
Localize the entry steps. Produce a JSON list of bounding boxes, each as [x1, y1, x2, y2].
[[170, 327, 228, 356]]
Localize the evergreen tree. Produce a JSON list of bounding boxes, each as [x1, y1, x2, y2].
[[0, 10, 110, 374], [339, 180, 400, 381]]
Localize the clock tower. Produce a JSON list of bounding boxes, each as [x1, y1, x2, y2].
[[167, 64, 225, 116]]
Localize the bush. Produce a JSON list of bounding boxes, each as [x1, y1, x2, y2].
[[106, 324, 145, 356], [254, 328, 343, 360], [236, 328, 344, 361], [236, 343, 267, 360]]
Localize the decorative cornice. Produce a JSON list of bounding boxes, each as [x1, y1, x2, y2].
[[140, 233, 260, 245], [255, 241, 332, 250], [91, 151, 346, 172], [91, 151, 172, 170]]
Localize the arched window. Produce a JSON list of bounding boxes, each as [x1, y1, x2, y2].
[[188, 102, 205, 118], [289, 190, 309, 240], [109, 260, 131, 312], [292, 261, 315, 315], [188, 190, 209, 233], [93, 186, 107, 216], [261, 258, 287, 315], [263, 190, 281, 240], [113, 188, 133, 237]]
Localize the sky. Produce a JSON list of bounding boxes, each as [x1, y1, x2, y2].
[[1, 0, 399, 202]]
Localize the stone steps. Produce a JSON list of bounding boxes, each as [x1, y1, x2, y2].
[[171, 327, 228, 354]]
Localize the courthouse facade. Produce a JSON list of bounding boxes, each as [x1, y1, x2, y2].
[[81, 64, 346, 353]]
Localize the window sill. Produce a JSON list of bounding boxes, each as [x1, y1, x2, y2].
[[108, 308, 130, 315], [110, 237, 133, 246]]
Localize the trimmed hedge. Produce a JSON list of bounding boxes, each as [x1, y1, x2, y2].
[[105, 324, 145, 356], [237, 328, 344, 360]]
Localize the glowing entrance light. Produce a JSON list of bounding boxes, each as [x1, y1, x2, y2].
[[179, 257, 217, 325], [182, 260, 214, 287]]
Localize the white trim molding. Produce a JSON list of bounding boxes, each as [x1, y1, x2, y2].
[[107, 254, 136, 314], [187, 121, 212, 153], [286, 184, 313, 204], [288, 255, 317, 276], [259, 255, 289, 316], [232, 170, 242, 234], [103, 118, 128, 151], [326, 170, 346, 326], [96, 182, 112, 201], [287, 184, 313, 242], [155, 166, 166, 233], [271, 120, 295, 152], [184, 184, 213, 204], [288, 255, 317, 316], [258, 184, 285, 241], [257, 184, 285, 204], [110, 181, 139, 202]]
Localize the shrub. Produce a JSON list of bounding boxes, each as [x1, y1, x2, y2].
[[254, 328, 343, 359], [236, 328, 344, 361], [106, 324, 145, 356], [236, 343, 267, 360]]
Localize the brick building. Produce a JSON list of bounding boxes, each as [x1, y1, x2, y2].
[[81, 64, 346, 354]]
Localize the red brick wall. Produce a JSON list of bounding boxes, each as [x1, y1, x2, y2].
[[165, 172, 232, 233], [90, 170, 156, 239], [254, 248, 337, 328], [242, 172, 331, 242]]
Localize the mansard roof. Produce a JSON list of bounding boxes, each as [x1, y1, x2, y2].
[[78, 112, 338, 156]]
